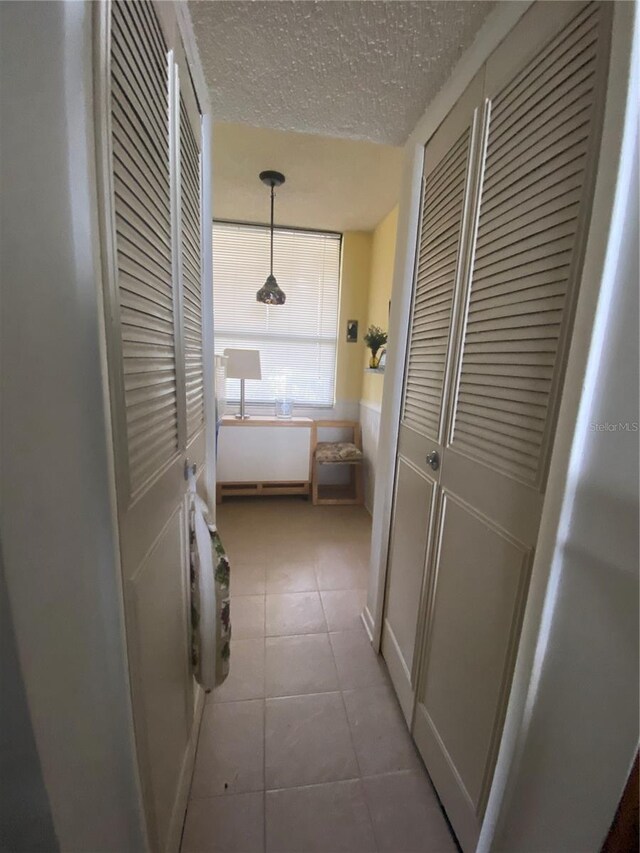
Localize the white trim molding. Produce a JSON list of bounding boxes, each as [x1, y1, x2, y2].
[[359, 399, 382, 515]]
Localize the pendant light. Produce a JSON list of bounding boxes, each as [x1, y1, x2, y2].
[[256, 170, 286, 305]]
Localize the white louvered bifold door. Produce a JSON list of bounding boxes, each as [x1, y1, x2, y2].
[[110, 0, 179, 497], [179, 94, 204, 443], [401, 128, 471, 440], [381, 75, 483, 724], [450, 1, 606, 486], [100, 2, 208, 849], [411, 4, 611, 850]]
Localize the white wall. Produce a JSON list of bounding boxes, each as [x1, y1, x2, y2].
[[0, 552, 57, 851], [0, 3, 146, 850]]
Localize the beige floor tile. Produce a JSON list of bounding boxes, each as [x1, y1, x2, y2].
[[219, 517, 281, 546], [315, 546, 368, 591], [222, 536, 269, 566], [265, 592, 327, 636], [230, 563, 266, 596], [323, 510, 373, 540], [189, 498, 380, 850], [265, 563, 317, 594], [329, 630, 388, 690], [320, 589, 367, 631], [231, 595, 265, 639], [265, 634, 338, 697], [363, 771, 457, 853], [265, 780, 376, 853], [265, 692, 358, 789], [191, 700, 264, 797], [211, 639, 265, 703], [266, 535, 318, 561], [182, 792, 264, 853], [343, 685, 421, 777]]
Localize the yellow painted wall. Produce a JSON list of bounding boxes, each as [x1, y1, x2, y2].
[[362, 206, 399, 405], [335, 231, 372, 404]]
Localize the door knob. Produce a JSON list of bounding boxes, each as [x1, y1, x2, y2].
[[426, 450, 440, 471]]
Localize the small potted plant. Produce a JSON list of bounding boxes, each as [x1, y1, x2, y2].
[[364, 325, 388, 369]]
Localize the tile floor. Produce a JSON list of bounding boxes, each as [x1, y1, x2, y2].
[[182, 498, 457, 853]]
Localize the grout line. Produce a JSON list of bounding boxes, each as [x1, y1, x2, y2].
[[337, 684, 380, 852], [264, 775, 362, 795], [188, 783, 266, 802], [262, 686, 267, 853], [262, 589, 267, 853], [318, 587, 329, 631], [187, 771, 438, 801], [264, 630, 333, 641], [265, 688, 343, 702], [262, 769, 434, 795]]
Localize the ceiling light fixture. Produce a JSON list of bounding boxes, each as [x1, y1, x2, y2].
[[256, 170, 286, 305]]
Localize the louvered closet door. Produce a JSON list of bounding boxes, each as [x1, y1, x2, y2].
[[103, 3, 200, 850], [381, 75, 483, 721], [411, 3, 611, 849], [178, 71, 205, 450], [110, 0, 179, 492]]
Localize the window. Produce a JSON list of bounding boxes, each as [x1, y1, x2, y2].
[[213, 222, 341, 407]]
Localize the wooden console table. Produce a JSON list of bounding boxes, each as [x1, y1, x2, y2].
[[216, 416, 313, 503]]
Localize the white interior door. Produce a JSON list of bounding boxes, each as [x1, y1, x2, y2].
[[411, 3, 611, 850], [98, 2, 206, 849], [381, 74, 483, 722]]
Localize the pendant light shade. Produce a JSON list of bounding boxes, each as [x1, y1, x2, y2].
[[256, 170, 286, 305], [256, 273, 286, 306]]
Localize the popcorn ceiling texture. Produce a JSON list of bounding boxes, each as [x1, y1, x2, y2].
[[189, 0, 495, 145]]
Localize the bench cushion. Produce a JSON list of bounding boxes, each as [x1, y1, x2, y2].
[[315, 441, 363, 464]]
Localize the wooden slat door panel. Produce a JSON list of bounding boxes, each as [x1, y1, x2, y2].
[[450, 0, 607, 486], [111, 0, 179, 497], [381, 74, 484, 722], [179, 95, 205, 443], [411, 3, 612, 850], [401, 129, 471, 442]]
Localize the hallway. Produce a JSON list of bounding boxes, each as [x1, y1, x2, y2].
[[181, 498, 456, 852]]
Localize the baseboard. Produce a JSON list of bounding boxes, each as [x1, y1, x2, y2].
[[361, 604, 375, 641], [166, 684, 205, 853], [381, 618, 415, 727]]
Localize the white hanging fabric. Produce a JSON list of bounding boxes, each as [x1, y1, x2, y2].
[[188, 469, 231, 691]]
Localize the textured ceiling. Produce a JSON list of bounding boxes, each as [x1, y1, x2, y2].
[[212, 122, 403, 232], [190, 1, 494, 145]]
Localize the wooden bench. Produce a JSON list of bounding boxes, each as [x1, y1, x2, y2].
[[311, 420, 364, 506]]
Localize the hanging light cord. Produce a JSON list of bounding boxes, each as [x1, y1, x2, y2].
[[270, 183, 275, 276]]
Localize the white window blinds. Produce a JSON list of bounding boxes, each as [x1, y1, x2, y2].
[[212, 222, 341, 406]]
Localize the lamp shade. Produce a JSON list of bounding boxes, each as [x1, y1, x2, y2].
[[223, 348, 262, 380], [257, 274, 286, 305]]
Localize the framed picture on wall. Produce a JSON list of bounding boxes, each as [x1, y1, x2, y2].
[[346, 320, 358, 343]]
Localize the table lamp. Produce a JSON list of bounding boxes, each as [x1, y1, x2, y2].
[[223, 349, 262, 420]]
